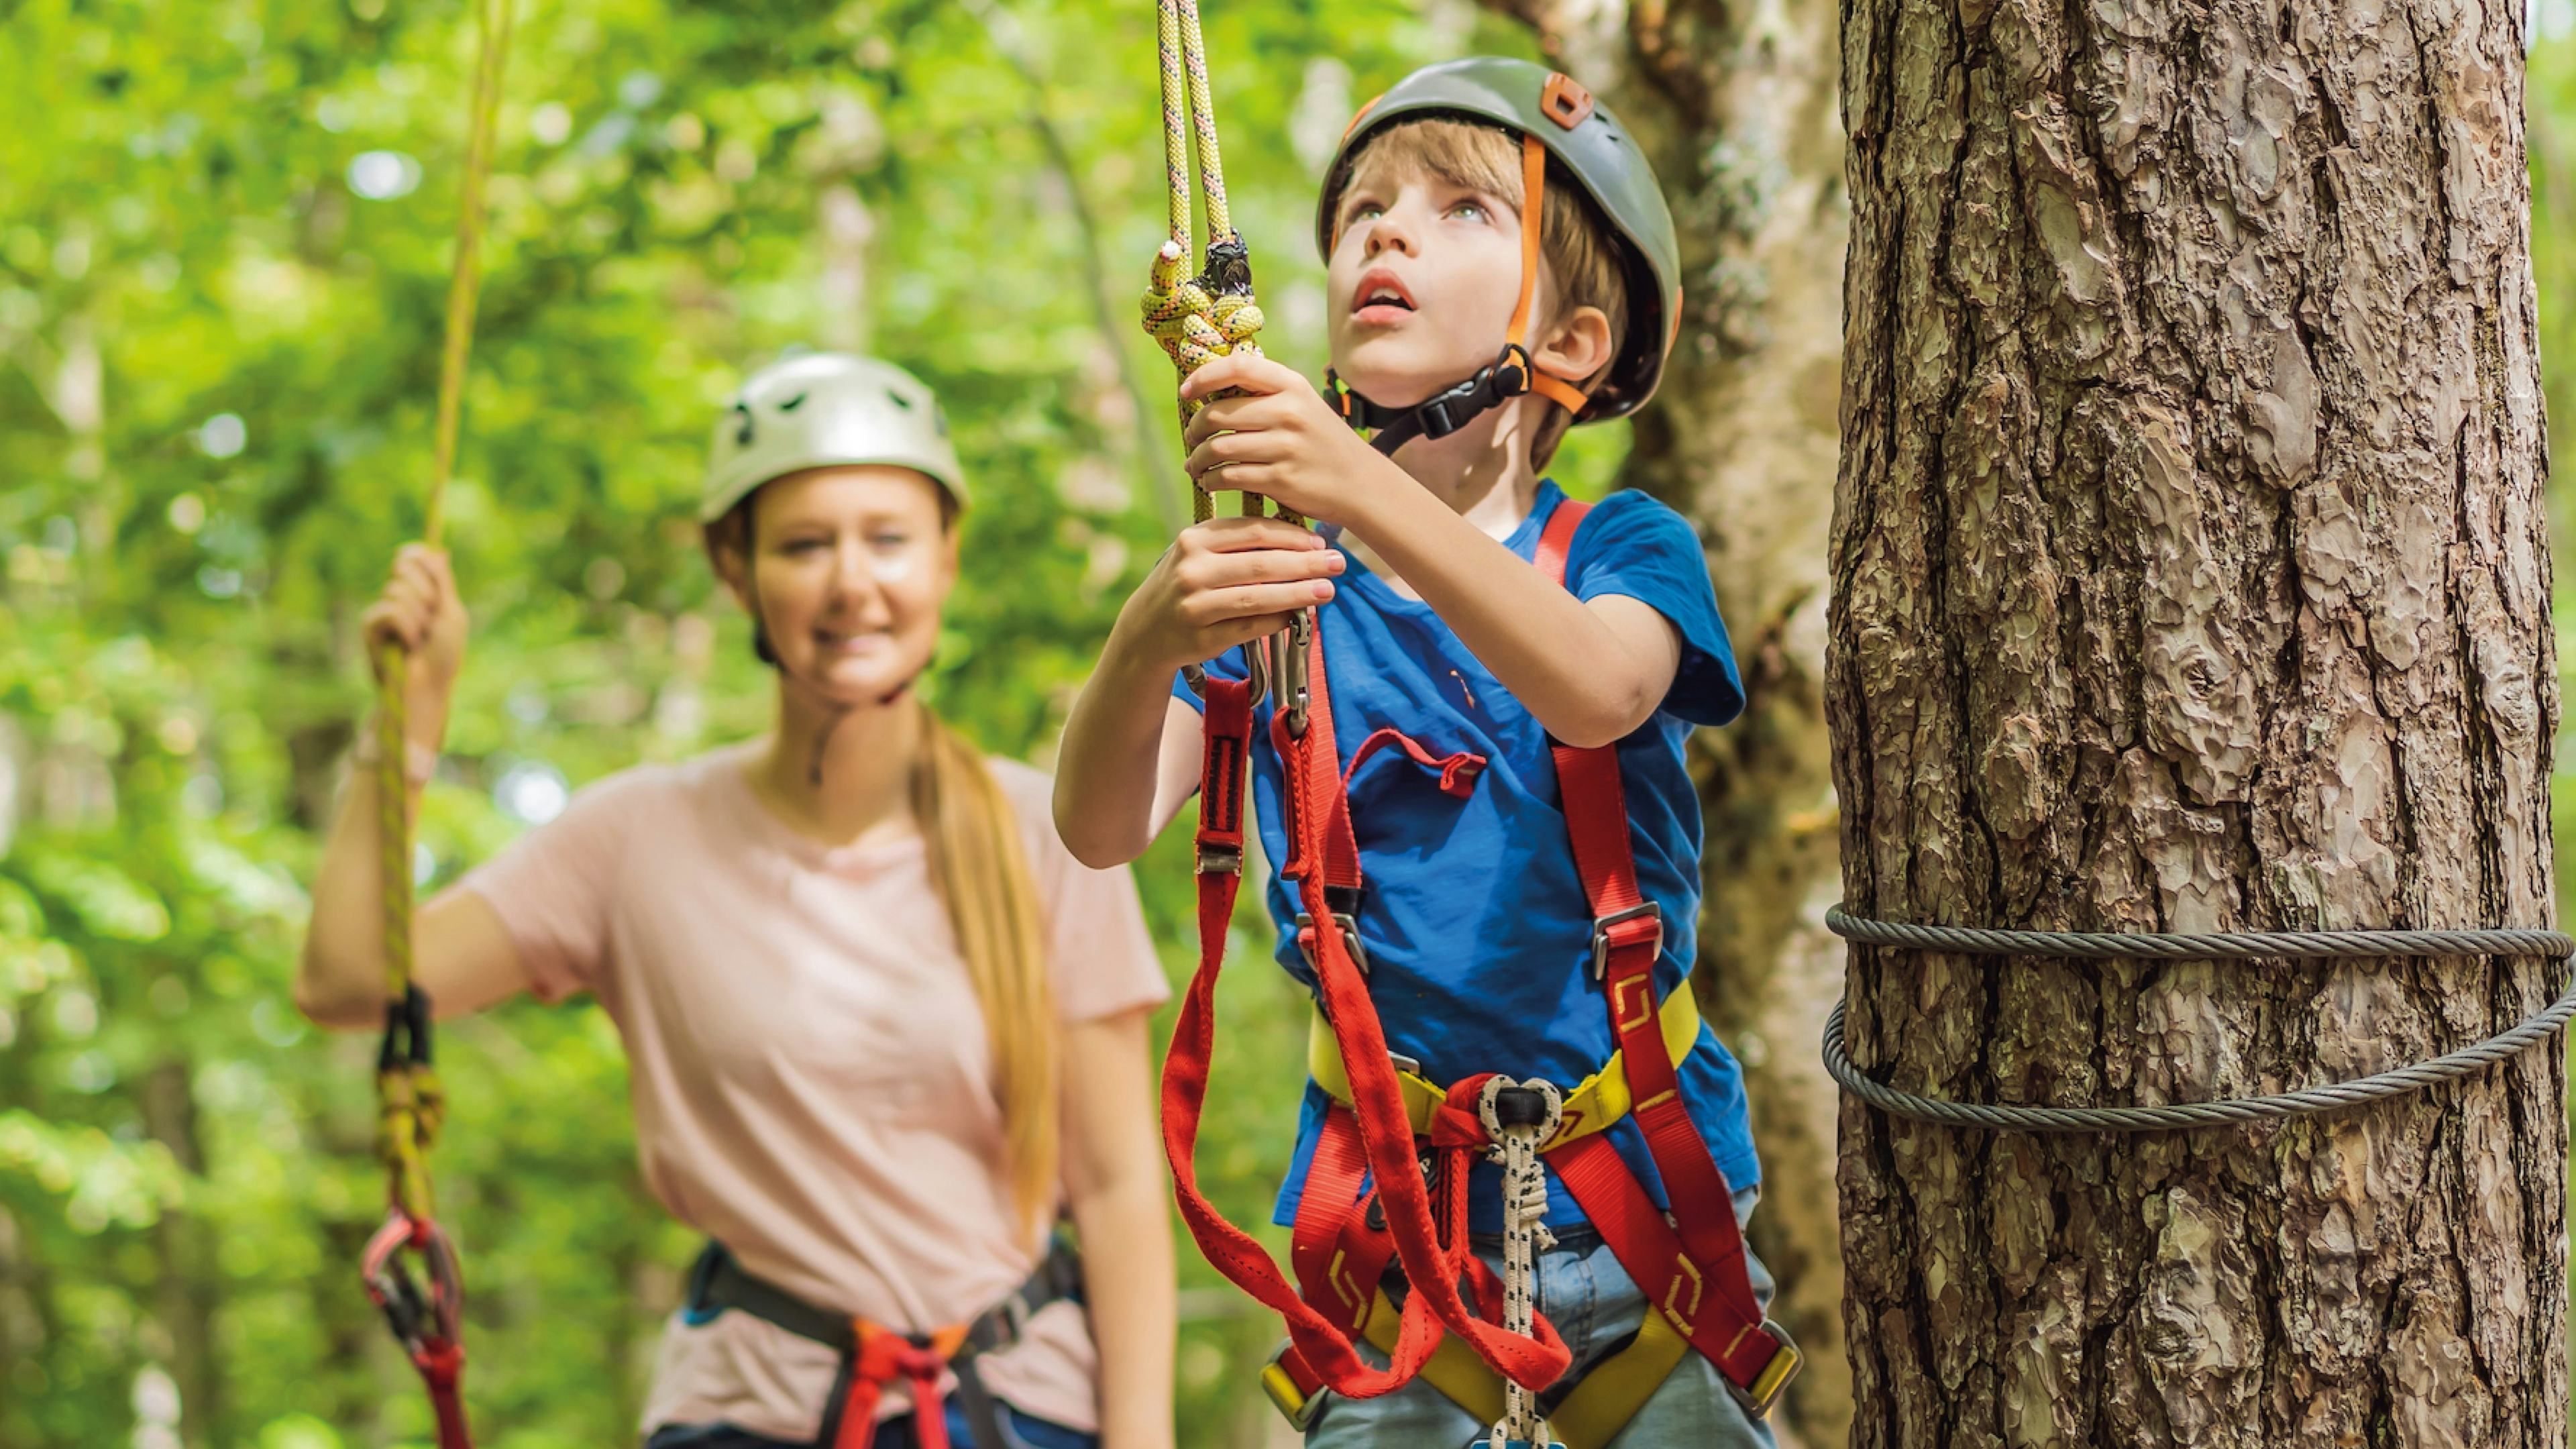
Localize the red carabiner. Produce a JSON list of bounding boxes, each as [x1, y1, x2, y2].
[[361, 1210, 474, 1449]]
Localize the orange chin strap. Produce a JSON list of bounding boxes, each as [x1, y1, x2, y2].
[[1506, 133, 1591, 417]]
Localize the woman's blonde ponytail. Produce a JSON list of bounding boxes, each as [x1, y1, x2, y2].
[[910, 702, 1059, 1238]]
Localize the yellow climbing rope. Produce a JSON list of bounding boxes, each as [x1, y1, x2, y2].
[[1141, 0, 1316, 721], [357, 4, 513, 1444], [372, 0, 513, 1232], [1140, 0, 1279, 523]]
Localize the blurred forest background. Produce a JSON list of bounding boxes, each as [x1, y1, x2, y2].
[[3, 1, 2572, 1446]]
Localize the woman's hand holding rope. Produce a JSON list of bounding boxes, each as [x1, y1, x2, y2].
[[364, 545, 470, 720]]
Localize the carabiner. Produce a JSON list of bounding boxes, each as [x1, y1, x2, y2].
[[1275, 609, 1313, 738], [361, 1210, 464, 1361], [1181, 639, 1272, 708]]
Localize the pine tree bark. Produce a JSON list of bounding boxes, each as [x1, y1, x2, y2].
[[1828, 0, 2564, 1444], [1481, 1, 1854, 1440]]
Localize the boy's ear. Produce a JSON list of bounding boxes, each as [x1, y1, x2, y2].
[[1533, 303, 1615, 385]]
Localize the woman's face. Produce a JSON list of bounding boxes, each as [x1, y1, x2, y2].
[[727, 464, 957, 705]]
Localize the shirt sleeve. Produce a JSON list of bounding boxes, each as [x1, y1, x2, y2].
[[999, 762, 1173, 1024], [1563, 490, 1746, 727], [450, 769, 650, 1004]]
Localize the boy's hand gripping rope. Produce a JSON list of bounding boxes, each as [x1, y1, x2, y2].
[[364, 2, 513, 1443], [1140, 0, 1313, 731]]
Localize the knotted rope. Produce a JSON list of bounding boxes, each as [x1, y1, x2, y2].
[[1140, 0, 1281, 525], [372, 0, 514, 1224], [360, 3, 513, 1442], [1483, 1077, 1562, 1449]]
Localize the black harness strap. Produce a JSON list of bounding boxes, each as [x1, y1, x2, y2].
[[680, 1238, 1085, 1448], [1328, 345, 1537, 455]]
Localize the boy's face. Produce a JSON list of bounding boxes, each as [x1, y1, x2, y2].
[[1325, 148, 1551, 410]]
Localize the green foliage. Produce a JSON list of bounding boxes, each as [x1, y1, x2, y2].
[[14, 1, 2574, 1444], [0, 0, 1556, 1444]]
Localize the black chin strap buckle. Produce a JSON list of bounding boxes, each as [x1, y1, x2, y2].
[[1328, 345, 1536, 455]]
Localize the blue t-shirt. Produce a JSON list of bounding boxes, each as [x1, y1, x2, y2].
[[1170, 481, 1757, 1232]]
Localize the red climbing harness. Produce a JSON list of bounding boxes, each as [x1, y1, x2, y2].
[[1159, 500, 1801, 1441]]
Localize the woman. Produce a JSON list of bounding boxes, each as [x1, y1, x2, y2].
[[297, 353, 1177, 1449]]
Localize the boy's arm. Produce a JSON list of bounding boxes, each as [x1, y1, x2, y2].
[[1353, 484, 1684, 749], [1175, 356, 1693, 749], [1054, 666, 1210, 869], [1055, 515, 1341, 867]]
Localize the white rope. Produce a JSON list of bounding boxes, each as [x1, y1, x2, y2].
[[1481, 1077, 1562, 1449]]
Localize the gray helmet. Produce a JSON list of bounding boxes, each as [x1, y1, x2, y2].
[[1314, 58, 1682, 422], [701, 352, 969, 523]]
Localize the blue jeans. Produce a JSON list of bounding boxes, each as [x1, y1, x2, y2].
[[1305, 1189, 1778, 1449], [643, 1402, 1095, 1449]]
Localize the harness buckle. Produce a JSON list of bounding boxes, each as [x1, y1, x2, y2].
[[1196, 843, 1243, 876], [1725, 1320, 1805, 1421], [1587, 902, 1663, 979], [1296, 910, 1371, 975], [1259, 1344, 1329, 1432]]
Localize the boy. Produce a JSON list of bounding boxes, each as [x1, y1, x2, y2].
[[1056, 58, 1792, 1447]]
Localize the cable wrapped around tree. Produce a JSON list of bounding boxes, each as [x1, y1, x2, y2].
[[1822, 906, 2576, 1132]]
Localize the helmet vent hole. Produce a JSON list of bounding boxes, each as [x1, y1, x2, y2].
[[888, 389, 915, 410], [777, 392, 807, 412]]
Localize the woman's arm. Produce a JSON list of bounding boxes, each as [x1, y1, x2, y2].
[[1060, 1006, 1175, 1449], [297, 545, 529, 1028]]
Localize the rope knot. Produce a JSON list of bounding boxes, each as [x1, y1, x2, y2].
[[1142, 239, 1265, 401], [1432, 1075, 1500, 1149]]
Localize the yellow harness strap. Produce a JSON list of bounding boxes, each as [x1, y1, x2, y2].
[[1347, 1279, 1690, 1449], [1303, 983, 1711, 1446], [1303, 983, 1704, 1155]]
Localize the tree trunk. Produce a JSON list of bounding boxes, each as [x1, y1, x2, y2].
[[140, 1057, 223, 1449], [1483, 1, 1854, 1440], [1828, 0, 2564, 1444]]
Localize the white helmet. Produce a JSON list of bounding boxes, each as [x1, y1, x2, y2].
[[700, 352, 969, 523]]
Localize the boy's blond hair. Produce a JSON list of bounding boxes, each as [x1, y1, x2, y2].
[[1338, 116, 1631, 470]]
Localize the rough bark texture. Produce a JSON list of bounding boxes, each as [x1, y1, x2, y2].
[[1828, 0, 2565, 1444], [1485, 1, 1854, 1439]]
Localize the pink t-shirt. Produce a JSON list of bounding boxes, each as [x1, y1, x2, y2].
[[453, 742, 1168, 1441]]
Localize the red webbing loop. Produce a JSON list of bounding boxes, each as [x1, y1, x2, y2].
[[1344, 727, 1486, 799], [1289, 1105, 1399, 1334], [1195, 672, 1252, 875], [833, 1322, 971, 1449]]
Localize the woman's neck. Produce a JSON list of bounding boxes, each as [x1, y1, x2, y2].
[[749, 682, 923, 848]]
